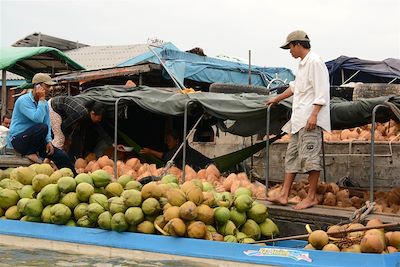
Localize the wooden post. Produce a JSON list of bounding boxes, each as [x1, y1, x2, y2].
[[1, 70, 7, 121]]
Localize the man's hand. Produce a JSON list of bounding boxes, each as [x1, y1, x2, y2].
[[305, 114, 317, 131], [46, 142, 54, 155], [36, 85, 46, 101], [265, 97, 279, 106], [64, 138, 71, 151], [140, 147, 152, 154]]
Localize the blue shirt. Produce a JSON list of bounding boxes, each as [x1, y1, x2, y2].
[[7, 92, 52, 147]]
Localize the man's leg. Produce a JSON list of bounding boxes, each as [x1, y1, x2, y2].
[[11, 123, 48, 162], [45, 147, 77, 176], [294, 127, 323, 210], [268, 172, 296, 205], [294, 170, 320, 210]]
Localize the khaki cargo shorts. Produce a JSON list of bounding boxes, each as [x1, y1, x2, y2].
[[285, 126, 323, 174]]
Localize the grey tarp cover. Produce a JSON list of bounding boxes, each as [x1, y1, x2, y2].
[[75, 85, 400, 136], [75, 85, 291, 136]]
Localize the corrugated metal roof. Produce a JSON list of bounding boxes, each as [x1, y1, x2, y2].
[[65, 44, 150, 70], [12, 32, 88, 51], [4, 72, 24, 81]]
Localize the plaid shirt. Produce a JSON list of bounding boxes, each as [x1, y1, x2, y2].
[[50, 96, 91, 136]]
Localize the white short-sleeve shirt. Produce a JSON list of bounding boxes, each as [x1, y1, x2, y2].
[[284, 51, 331, 134]]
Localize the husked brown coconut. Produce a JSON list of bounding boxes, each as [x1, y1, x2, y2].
[[179, 201, 197, 221], [322, 243, 340, 252], [360, 231, 385, 253], [196, 204, 214, 225], [187, 221, 207, 239], [308, 230, 329, 249], [166, 188, 186, 207], [163, 218, 186, 236]]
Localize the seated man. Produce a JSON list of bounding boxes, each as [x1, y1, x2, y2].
[[7, 73, 76, 174], [139, 130, 213, 171]]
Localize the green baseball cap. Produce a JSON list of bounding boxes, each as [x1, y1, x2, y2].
[[280, 30, 310, 49]]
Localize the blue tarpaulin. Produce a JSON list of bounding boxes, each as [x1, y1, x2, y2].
[[326, 56, 400, 85], [119, 45, 294, 88]]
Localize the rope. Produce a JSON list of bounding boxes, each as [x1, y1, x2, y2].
[[349, 200, 375, 223]]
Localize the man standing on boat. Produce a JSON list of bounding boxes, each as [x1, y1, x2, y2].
[[266, 30, 331, 209]]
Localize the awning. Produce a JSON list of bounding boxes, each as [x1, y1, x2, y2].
[[0, 46, 85, 79], [326, 56, 400, 85]]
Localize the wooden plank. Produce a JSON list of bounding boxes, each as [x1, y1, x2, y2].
[[0, 155, 31, 168], [261, 201, 400, 236]]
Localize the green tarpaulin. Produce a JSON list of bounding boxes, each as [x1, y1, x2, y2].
[[0, 47, 84, 79]]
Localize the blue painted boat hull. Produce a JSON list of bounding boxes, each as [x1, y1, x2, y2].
[[0, 220, 399, 267]]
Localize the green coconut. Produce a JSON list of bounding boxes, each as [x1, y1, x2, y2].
[[0, 178, 24, 191], [0, 188, 20, 209], [20, 215, 41, 222], [75, 182, 94, 202], [73, 203, 89, 220], [50, 203, 72, 225], [121, 189, 142, 207], [74, 173, 94, 186], [97, 211, 112, 230], [89, 193, 109, 210], [105, 182, 124, 198], [90, 169, 112, 188], [86, 203, 105, 222], [57, 177, 77, 193], [41, 205, 53, 223], [124, 180, 142, 191], [260, 218, 279, 237], [59, 192, 80, 210], [234, 187, 253, 198], [111, 212, 128, 232], [32, 174, 52, 192], [109, 197, 127, 214], [38, 184, 60, 206], [234, 194, 253, 212], [214, 206, 230, 225], [241, 219, 261, 240], [76, 215, 94, 228], [24, 199, 43, 217], [216, 192, 233, 208], [18, 185, 35, 199], [141, 197, 161, 216], [16, 167, 36, 185], [17, 198, 30, 213], [35, 163, 54, 176], [224, 235, 238, 242], [230, 208, 247, 227], [124, 207, 145, 226], [247, 203, 268, 224], [161, 174, 178, 184], [117, 175, 133, 188]]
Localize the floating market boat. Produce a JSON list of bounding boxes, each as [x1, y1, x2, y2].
[[0, 219, 399, 267]]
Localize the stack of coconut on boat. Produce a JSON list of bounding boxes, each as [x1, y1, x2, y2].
[[268, 180, 400, 214], [304, 218, 400, 253], [0, 163, 279, 244], [277, 120, 400, 142]]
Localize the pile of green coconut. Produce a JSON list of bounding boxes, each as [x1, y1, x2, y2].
[[0, 163, 279, 243]]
